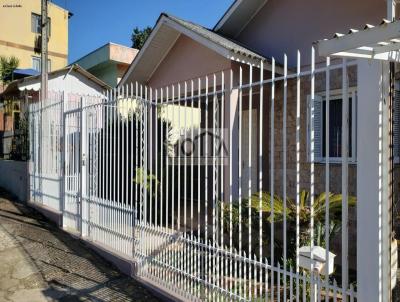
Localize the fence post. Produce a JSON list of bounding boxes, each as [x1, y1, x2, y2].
[[357, 59, 392, 302]]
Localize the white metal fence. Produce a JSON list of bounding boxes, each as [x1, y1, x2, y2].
[[28, 48, 365, 301]]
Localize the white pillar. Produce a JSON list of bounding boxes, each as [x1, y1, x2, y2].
[[357, 59, 391, 302]]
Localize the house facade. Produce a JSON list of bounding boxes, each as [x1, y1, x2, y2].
[[0, 65, 110, 193], [73, 43, 138, 87], [120, 0, 393, 199], [0, 0, 70, 73], [117, 0, 400, 278]]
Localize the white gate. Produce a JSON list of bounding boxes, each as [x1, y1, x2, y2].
[[63, 104, 82, 233]]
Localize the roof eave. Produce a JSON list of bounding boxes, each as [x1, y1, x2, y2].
[[12, 65, 110, 92], [119, 14, 273, 87], [214, 0, 244, 31], [214, 0, 268, 37]]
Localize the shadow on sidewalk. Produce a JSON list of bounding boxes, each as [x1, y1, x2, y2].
[[0, 188, 160, 302]]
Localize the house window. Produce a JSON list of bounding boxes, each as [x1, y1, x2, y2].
[[307, 90, 357, 162], [32, 56, 40, 71], [31, 13, 51, 36], [322, 97, 353, 158], [32, 57, 51, 72], [31, 13, 41, 33]]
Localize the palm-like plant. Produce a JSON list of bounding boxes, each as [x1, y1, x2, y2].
[[246, 190, 356, 225], [0, 56, 19, 84], [221, 190, 356, 258]]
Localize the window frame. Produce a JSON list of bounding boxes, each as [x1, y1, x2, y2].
[[31, 13, 41, 34], [31, 13, 51, 36], [32, 56, 41, 71], [307, 88, 357, 164], [32, 56, 51, 72]]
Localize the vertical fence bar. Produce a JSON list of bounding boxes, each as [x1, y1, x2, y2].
[[220, 71, 225, 297], [325, 57, 331, 301], [310, 46, 316, 301], [295, 52, 301, 301], [341, 58, 349, 298], [238, 66, 243, 299], [283, 53, 288, 302], [248, 64, 253, 301], [258, 61, 264, 300], [270, 57, 275, 302], [229, 69, 234, 295]]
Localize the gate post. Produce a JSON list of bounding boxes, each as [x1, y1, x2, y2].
[[357, 59, 392, 302]]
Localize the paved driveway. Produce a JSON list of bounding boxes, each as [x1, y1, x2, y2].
[[0, 189, 160, 302]]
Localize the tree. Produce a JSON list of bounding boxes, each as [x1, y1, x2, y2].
[[0, 56, 19, 84], [131, 26, 152, 50]]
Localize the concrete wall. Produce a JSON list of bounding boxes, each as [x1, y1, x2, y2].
[[0, 160, 28, 202]]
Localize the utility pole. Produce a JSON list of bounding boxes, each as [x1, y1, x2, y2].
[[41, 0, 48, 102], [38, 0, 48, 202]]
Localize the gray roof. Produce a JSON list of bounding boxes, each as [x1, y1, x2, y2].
[[163, 13, 268, 62]]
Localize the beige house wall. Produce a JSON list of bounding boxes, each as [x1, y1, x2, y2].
[[0, 1, 69, 71], [148, 35, 231, 89]]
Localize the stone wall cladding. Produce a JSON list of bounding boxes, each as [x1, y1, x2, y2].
[[270, 65, 357, 200]]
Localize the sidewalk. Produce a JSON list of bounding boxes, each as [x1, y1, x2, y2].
[[0, 189, 160, 302]]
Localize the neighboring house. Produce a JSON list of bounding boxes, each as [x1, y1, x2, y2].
[[73, 42, 138, 87], [1, 64, 109, 102], [0, 64, 109, 161], [0, 0, 70, 73], [1, 64, 108, 210]]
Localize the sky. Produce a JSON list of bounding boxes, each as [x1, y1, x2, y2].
[[52, 0, 234, 63]]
